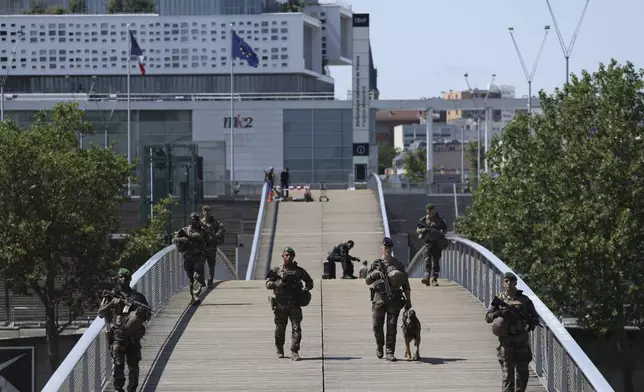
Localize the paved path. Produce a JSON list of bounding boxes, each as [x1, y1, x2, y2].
[[131, 279, 546, 391]]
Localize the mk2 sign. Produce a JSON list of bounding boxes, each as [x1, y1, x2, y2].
[[223, 114, 253, 128], [0, 347, 34, 392]]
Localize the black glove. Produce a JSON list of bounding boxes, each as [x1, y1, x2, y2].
[[404, 300, 412, 311]]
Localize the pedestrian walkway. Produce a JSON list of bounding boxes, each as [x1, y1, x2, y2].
[[130, 278, 546, 391]]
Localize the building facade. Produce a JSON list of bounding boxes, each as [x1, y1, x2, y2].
[[0, 10, 351, 94]]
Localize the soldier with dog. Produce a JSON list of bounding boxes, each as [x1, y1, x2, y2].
[[365, 237, 412, 362], [266, 247, 314, 361], [486, 272, 540, 392]]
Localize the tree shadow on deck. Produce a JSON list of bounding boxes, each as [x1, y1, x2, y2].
[[416, 357, 467, 365], [139, 282, 222, 392]]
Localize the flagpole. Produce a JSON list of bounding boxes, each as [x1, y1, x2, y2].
[[127, 24, 132, 196], [229, 23, 235, 184]]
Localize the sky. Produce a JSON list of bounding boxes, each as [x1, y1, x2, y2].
[[329, 0, 644, 100]]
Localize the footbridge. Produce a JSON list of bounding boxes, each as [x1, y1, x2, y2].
[[43, 175, 613, 392]]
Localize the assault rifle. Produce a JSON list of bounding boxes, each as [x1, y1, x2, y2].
[[101, 289, 152, 316], [491, 297, 542, 330]]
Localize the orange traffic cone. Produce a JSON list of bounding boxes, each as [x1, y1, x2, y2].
[[268, 188, 273, 202]]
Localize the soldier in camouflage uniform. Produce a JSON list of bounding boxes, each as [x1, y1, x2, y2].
[[201, 205, 226, 288], [365, 237, 412, 361], [98, 268, 151, 392], [173, 213, 208, 304], [416, 203, 448, 286], [485, 272, 540, 392], [266, 247, 314, 361]]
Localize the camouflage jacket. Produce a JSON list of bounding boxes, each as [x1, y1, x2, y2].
[[365, 257, 411, 305], [416, 213, 448, 243], [172, 225, 207, 260], [485, 290, 539, 337], [266, 261, 314, 303], [201, 217, 225, 249], [98, 288, 150, 339]]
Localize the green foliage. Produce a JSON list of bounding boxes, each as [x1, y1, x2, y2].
[[377, 144, 399, 174], [401, 148, 426, 183], [0, 102, 133, 371], [108, 0, 155, 13], [280, 0, 304, 12], [69, 0, 84, 13], [117, 196, 177, 272], [456, 60, 644, 391]]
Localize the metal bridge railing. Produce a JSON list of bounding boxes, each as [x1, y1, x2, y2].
[[407, 241, 614, 392], [368, 173, 391, 238], [246, 182, 269, 280], [42, 247, 236, 392]]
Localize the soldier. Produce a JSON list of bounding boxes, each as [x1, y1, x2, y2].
[[485, 272, 540, 392], [201, 205, 226, 288], [266, 247, 314, 361], [365, 237, 412, 361], [98, 268, 151, 392], [416, 203, 448, 286], [327, 240, 360, 279], [358, 260, 369, 278], [173, 213, 208, 304]]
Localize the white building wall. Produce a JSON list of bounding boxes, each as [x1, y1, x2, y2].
[[304, 4, 352, 66], [192, 108, 283, 182], [0, 13, 324, 77]]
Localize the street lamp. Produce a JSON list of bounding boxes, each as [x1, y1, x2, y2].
[[544, 0, 591, 85], [508, 25, 550, 115], [464, 73, 496, 182], [0, 29, 24, 121]]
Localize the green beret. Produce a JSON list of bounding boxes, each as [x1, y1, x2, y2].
[[283, 247, 295, 257], [426, 203, 435, 210], [201, 205, 211, 212], [503, 272, 517, 281]]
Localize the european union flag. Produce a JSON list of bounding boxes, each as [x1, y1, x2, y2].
[[232, 30, 259, 68]]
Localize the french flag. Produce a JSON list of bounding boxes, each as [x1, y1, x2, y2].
[[128, 30, 146, 76]]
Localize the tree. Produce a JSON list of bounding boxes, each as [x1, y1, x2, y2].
[[456, 60, 644, 392], [117, 196, 177, 273], [69, 0, 84, 13], [0, 102, 133, 371], [401, 148, 426, 183], [377, 144, 399, 174], [108, 0, 155, 13]]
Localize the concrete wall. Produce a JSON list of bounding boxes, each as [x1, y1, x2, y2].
[[0, 333, 82, 391]]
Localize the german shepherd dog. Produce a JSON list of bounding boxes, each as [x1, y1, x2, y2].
[[402, 309, 421, 361]]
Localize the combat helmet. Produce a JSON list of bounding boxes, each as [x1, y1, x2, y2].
[[387, 269, 405, 289], [491, 316, 509, 337]]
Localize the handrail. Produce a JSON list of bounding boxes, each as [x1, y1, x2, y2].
[[42, 244, 237, 391], [4, 92, 336, 102], [407, 236, 614, 392], [246, 182, 268, 280], [369, 173, 391, 238]]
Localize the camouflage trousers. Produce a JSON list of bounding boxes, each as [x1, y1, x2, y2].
[[497, 333, 533, 392], [274, 303, 303, 353], [205, 249, 217, 281], [184, 257, 206, 295], [372, 302, 402, 354], [422, 244, 443, 278], [111, 339, 142, 392]]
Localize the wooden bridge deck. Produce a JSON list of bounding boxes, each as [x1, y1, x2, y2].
[[132, 278, 546, 391]]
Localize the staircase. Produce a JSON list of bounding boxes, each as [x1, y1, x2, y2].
[[269, 190, 384, 277]]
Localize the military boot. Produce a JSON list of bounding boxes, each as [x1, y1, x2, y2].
[[208, 278, 214, 288], [385, 353, 397, 362], [432, 277, 439, 286], [114, 387, 125, 392], [376, 346, 384, 359], [421, 276, 431, 286], [276, 347, 284, 358], [290, 351, 301, 361]]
